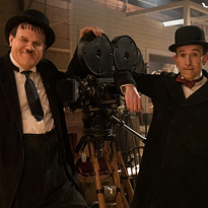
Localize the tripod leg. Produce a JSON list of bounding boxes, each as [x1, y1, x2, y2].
[[110, 141, 124, 208], [117, 151, 134, 203], [74, 152, 80, 165], [120, 184, 130, 208], [89, 142, 106, 208]]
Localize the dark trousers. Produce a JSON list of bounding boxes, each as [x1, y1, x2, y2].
[[12, 129, 87, 208]]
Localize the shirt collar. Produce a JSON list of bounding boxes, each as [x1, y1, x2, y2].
[[193, 71, 203, 80], [10, 53, 37, 73]]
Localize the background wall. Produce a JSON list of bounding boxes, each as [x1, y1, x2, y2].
[[0, 0, 177, 70], [72, 0, 176, 62], [0, 0, 19, 55]]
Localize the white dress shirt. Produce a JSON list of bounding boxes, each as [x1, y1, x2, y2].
[[10, 53, 55, 134]]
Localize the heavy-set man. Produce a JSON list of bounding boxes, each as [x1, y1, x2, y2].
[[0, 9, 102, 208]]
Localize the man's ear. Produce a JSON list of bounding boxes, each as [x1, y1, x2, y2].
[[202, 54, 208, 65], [173, 55, 178, 67], [9, 34, 14, 47]]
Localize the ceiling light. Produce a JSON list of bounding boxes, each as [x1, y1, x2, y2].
[[202, 2, 208, 8], [163, 19, 184, 27]]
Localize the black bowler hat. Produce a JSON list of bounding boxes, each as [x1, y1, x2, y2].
[[5, 9, 55, 49], [169, 25, 208, 52]]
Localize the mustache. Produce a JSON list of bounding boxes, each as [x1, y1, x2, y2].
[[26, 49, 33, 54]]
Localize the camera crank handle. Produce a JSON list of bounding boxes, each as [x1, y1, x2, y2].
[[111, 115, 146, 143]]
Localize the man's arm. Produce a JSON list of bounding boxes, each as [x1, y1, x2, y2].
[[122, 84, 143, 112], [114, 69, 144, 112]]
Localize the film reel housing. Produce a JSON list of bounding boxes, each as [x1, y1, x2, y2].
[[77, 32, 113, 77], [111, 35, 139, 72]]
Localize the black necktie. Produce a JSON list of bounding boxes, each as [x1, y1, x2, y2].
[[21, 71, 44, 121]]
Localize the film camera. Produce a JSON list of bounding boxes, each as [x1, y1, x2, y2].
[[56, 32, 146, 208]]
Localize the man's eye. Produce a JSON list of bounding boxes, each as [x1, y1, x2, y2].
[[21, 39, 27, 42], [34, 42, 41, 46]]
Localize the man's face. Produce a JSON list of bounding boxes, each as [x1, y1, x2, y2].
[[9, 25, 46, 70], [173, 45, 203, 80]]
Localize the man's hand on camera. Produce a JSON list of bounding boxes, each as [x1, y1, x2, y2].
[[80, 26, 104, 38], [123, 85, 143, 112]]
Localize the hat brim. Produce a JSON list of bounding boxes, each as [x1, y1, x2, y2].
[[5, 14, 55, 49], [169, 41, 208, 52]]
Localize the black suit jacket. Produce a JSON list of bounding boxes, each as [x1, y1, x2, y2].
[[115, 69, 208, 208], [0, 53, 78, 208]]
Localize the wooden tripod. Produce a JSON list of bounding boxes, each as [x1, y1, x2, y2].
[[74, 134, 134, 208]]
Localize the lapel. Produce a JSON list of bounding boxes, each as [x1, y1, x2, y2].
[[163, 72, 186, 105], [180, 79, 208, 108], [0, 54, 23, 136]]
